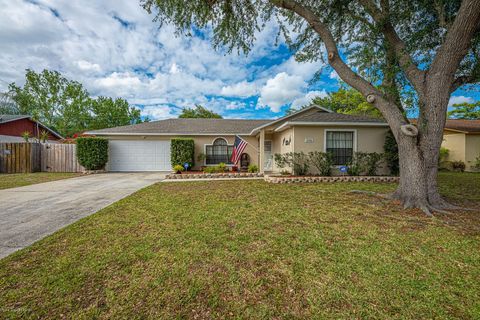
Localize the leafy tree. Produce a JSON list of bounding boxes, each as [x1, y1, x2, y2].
[[7, 69, 144, 137], [447, 101, 480, 119], [9, 69, 91, 136], [0, 93, 19, 114], [142, 0, 480, 214], [89, 96, 143, 130], [178, 104, 222, 118], [286, 87, 383, 118]]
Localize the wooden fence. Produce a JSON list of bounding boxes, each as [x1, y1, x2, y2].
[[0, 143, 84, 173]]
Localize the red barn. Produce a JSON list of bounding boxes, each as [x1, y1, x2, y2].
[[0, 115, 63, 143]]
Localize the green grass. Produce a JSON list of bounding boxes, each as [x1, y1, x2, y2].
[[0, 172, 479, 319], [0, 172, 81, 190]]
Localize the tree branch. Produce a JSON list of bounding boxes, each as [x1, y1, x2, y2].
[[270, 0, 407, 129], [358, 0, 426, 93], [429, 0, 480, 80], [451, 75, 478, 93]]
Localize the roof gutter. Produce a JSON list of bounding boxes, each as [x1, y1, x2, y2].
[[84, 132, 254, 136], [274, 121, 389, 132]]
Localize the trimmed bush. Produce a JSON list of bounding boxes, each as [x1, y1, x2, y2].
[[308, 151, 333, 176], [76, 137, 109, 170], [171, 138, 194, 169], [274, 152, 309, 175], [247, 164, 258, 173]]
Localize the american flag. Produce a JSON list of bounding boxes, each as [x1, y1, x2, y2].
[[230, 135, 248, 165]]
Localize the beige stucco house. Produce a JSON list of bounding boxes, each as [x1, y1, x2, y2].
[[87, 106, 390, 173], [441, 119, 480, 171]]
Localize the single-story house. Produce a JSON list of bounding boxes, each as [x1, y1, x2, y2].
[[86, 106, 391, 173], [0, 115, 63, 143], [441, 119, 480, 171]]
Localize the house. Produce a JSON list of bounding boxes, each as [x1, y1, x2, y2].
[[0, 115, 63, 143], [86, 106, 390, 173], [441, 119, 480, 171]]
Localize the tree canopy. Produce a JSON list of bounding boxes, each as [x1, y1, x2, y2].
[[178, 104, 222, 118], [447, 101, 480, 119], [7, 69, 143, 137], [286, 87, 383, 118]]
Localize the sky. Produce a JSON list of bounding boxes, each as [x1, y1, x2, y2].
[[0, 0, 478, 121]]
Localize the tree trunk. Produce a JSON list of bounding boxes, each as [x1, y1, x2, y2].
[[391, 133, 431, 212]]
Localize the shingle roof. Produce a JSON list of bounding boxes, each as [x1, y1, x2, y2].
[[291, 110, 386, 123], [444, 119, 480, 133], [87, 118, 273, 135], [0, 115, 30, 123]]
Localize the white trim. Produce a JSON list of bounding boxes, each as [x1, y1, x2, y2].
[[323, 129, 357, 166], [275, 121, 388, 132], [85, 132, 251, 136], [249, 105, 333, 135], [0, 115, 30, 124], [203, 137, 234, 166]]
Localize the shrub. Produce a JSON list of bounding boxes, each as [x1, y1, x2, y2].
[[276, 152, 309, 175], [308, 151, 333, 176], [171, 138, 194, 169], [203, 166, 216, 173], [383, 130, 399, 175], [347, 152, 369, 176], [280, 170, 291, 176], [452, 160, 466, 172], [439, 147, 450, 163], [247, 164, 258, 173], [274, 153, 289, 169], [365, 152, 384, 176], [217, 162, 227, 172], [77, 137, 108, 170], [473, 155, 480, 171], [173, 164, 184, 173]]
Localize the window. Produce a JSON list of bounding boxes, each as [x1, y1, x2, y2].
[[326, 131, 354, 165], [205, 138, 233, 165]]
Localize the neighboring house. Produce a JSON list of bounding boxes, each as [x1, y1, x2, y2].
[[441, 119, 480, 171], [0, 115, 63, 143], [87, 106, 390, 173]]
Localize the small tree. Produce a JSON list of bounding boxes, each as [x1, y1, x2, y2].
[[76, 137, 109, 170], [171, 138, 195, 169]]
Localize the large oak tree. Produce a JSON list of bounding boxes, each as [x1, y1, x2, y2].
[[142, 0, 480, 214]]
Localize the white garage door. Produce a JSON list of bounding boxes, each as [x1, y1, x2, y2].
[[108, 140, 171, 171]]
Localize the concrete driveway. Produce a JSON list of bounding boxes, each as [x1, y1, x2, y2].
[[0, 172, 165, 259]]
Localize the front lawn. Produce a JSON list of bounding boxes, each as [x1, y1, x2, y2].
[[0, 172, 81, 190], [0, 172, 479, 318]]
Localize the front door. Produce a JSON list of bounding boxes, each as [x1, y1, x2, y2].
[[263, 140, 273, 171]]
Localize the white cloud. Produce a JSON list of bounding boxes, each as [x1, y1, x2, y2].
[[258, 72, 306, 112], [169, 62, 180, 74], [291, 90, 328, 109], [76, 60, 101, 72], [220, 81, 257, 97], [448, 95, 474, 106], [225, 101, 246, 110], [329, 70, 340, 80], [141, 105, 176, 120]]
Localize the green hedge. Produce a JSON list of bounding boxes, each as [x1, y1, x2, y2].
[[77, 137, 109, 170], [171, 138, 194, 169]]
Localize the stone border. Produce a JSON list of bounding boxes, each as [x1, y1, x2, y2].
[[166, 172, 264, 180], [265, 175, 399, 183]]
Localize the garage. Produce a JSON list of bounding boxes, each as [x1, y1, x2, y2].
[[108, 140, 171, 171]]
